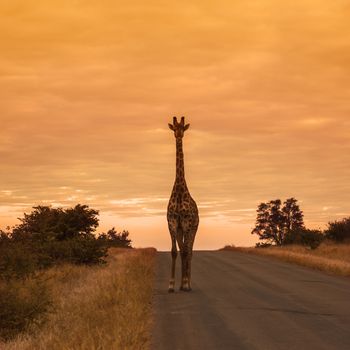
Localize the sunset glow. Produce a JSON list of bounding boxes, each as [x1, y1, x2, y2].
[[1, 0, 349, 249]]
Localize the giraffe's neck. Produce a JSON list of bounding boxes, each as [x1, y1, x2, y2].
[[175, 137, 186, 185]]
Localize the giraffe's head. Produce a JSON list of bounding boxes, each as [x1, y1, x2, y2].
[[168, 116, 190, 139]]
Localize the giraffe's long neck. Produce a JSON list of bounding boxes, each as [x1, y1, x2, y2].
[[175, 137, 186, 185]]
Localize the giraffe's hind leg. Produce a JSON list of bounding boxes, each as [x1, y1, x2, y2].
[[180, 248, 190, 291], [179, 219, 194, 292], [167, 218, 178, 293], [182, 219, 198, 291], [172, 228, 189, 291], [180, 236, 193, 291], [186, 236, 196, 290]]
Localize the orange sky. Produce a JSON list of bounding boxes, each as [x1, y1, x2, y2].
[[1, 0, 350, 250]]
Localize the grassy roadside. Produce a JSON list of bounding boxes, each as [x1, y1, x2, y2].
[[222, 243, 350, 277], [1, 248, 156, 350]]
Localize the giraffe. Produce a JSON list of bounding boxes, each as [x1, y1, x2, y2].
[[167, 116, 199, 292]]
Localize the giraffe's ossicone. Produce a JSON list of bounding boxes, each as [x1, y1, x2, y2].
[[167, 116, 199, 292]]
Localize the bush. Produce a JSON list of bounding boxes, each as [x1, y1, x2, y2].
[[68, 237, 108, 265], [11, 204, 99, 242], [36, 238, 108, 266], [325, 218, 350, 242], [0, 277, 52, 341], [284, 228, 324, 249], [0, 205, 118, 342], [0, 238, 108, 280], [0, 241, 39, 281]]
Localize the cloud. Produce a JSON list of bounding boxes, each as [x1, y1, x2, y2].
[[1, 0, 350, 247]]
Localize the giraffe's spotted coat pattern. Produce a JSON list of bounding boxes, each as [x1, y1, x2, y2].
[[167, 116, 199, 292]]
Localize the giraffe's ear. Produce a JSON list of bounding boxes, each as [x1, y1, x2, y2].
[[168, 123, 175, 131], [184, 124, 190, 131]]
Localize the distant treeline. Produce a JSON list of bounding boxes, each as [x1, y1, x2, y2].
[[252, 197, 350, 248]]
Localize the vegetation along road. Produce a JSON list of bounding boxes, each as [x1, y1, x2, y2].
[[153, 251, 350, 350]]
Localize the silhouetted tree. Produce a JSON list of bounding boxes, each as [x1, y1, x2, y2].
[[252, 198, 304, 245], [282, 198, 304, 232]]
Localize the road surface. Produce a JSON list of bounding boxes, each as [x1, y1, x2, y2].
[[153, 251, 350, 350]]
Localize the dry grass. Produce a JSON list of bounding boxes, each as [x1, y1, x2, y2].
[[1, 248, 156, 350], [222, 243, 350, 277]]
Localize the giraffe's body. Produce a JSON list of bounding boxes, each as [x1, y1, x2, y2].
[[167, 116, 199, 292]]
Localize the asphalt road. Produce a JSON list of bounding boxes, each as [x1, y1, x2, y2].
[[152, 251, 350, 350]]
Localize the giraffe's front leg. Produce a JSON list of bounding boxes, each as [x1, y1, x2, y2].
[[180, 248, 191, 291]]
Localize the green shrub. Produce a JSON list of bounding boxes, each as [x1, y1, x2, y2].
[[325, 218, 350, 242], [35, 238, 108, 266], [11, 204, 99, 242], [284, 228, 324, 249], [0, 277, 52, 341], [0, 242, 39, 281], [0, 205, 112, 341], [68, 237, 108, 265]]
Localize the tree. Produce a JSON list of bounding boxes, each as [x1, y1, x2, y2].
[[6, 205, 103, 266], [2, 205, 133, 267], [11, 204, 99, 241], [282, 198, 304, 232], [252, 198, 304, 245]]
